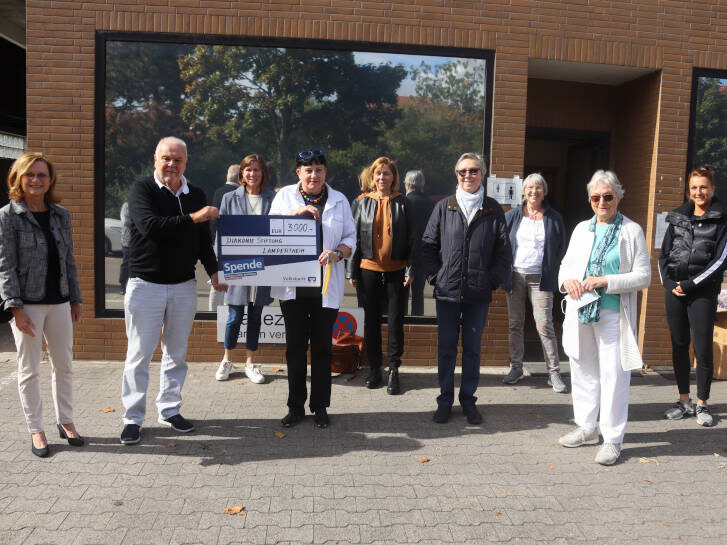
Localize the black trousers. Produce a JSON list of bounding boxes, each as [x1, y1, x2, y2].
[[280, 297, 338, 411], [664, 284, 719, 401], [359, 268, 408, 369], [409, 272, 426, 316]]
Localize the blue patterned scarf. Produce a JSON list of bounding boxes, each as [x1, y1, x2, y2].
[[578, 211, 623, 324]]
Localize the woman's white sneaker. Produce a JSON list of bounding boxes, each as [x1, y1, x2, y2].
[[594, 442, 621, 465], [558, 427, 599, 448], [245, 364, 266, 384], [215, 359, 233, 381]]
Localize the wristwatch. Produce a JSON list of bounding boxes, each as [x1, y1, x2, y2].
[[335, 249, 344, 261]]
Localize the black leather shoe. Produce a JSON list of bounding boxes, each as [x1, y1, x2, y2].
[[31, 441, 49, 458], [58, 424, 84, 447], [281, 409, 304, 428], [462, 404, 482, 425], [386, 368, 400, 395], [120, 424, 141, 445], [432, 405, 451, 423], [313, 408, 330, 428], [365, 368, 382, 389]]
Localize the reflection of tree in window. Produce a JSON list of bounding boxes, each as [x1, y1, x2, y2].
[[694, 77, 727, 200], [179, 46, 405, 190]]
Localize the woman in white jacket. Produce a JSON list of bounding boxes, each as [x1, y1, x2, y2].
[[558, 170, 650, 465], [269, 150, 356, 429]]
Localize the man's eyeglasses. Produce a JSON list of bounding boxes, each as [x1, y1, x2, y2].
[[456, 168, 480, 177], [590, 194, 615, 203], [297, 149, 324, 160], [23, 173, 49, 180]]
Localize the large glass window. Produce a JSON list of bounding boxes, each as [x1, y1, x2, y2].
[[688, 69, 727, 200], [96, 33, 493, 319]]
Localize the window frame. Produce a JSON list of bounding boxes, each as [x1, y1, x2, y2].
[[94, 30, 495, 322]]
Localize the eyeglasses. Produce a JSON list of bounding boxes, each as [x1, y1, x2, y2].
[[23, 173, 49, 181], [456, 168, 480, 177], [590, 194, 615, 203], [297, 149, 324, 160]]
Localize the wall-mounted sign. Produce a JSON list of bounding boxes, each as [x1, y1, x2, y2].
[[487, 174, 522, 205]]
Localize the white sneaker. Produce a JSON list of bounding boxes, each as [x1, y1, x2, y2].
[[594, 442, 621, 465], [215, 359, 233, 381], [558, 427, 599, 448], [244, 364, 266, 384]]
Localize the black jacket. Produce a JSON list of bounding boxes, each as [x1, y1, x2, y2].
[[406, 189, 435, 239], [128, 176, 217, 284], [346, 192, 418, 279], [659, 197, 727, 294], [421, 194, 511, 304]]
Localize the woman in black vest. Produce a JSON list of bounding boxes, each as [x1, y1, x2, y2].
[[659, 165, 727, 427]]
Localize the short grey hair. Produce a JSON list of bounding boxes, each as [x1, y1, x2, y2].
[[155, 136, 188, 157], [523, 172, 548, 195], [587, 170, 624, 200], [454, 152, 487, 176], [404, 170, 425, 190], [227, 164, 240, 183]]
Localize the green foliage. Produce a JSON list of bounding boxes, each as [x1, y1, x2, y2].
[[694, 78, 727, 180]]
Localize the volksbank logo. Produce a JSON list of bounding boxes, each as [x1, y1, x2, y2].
[[224, 258, 264, 279]]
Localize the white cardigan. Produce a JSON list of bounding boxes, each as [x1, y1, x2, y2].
[[269, 183, 356, 309], [558, 216, 651, 371]]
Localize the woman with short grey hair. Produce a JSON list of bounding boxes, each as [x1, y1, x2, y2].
[[558, 170, 650, 465], [502, 173, 567, 392]]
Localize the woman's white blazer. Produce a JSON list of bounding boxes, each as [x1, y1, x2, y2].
[[557, 216, 651, 371], [269, 183, 356, 309]]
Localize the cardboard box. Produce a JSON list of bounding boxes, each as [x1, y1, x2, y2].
[[711, 314, 727, 380]]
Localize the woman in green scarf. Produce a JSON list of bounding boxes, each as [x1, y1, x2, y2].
[[557, 170, 651, 466]]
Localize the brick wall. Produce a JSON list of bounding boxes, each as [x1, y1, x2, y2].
[[25, 0, 727, 365]]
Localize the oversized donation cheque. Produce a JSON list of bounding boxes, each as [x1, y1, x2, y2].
[[217, 215, 322, 286]]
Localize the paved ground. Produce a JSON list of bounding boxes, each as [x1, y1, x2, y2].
[[0, 323, 725, 545]]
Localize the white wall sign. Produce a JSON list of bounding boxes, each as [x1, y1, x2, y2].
[[216, 306, 364, 344], [487, 174, 522, 205]]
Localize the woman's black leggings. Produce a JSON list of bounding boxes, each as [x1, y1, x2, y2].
[[664, 284, 719, 401]]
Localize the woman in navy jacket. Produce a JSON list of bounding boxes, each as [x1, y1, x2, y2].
[[502, 173, 567, 392], [421, 152, 511, 425]]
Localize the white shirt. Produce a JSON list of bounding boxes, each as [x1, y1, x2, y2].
[[513, 217, 545, 274], [269, 183, 356, 309]]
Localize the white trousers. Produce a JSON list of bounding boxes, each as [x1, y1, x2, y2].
[[121, 278, 197, 426], [11, 302, 74, 433], [569, 309, 631, 444]]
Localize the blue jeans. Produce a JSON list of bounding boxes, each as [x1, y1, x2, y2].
[[224, 304, 264, 351], [436, 299, 489, 407]]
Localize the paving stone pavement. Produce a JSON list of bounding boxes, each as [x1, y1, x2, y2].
[[0, 336, 725, 544]]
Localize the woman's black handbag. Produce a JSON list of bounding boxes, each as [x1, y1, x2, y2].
[[0, 301, 12, 324]]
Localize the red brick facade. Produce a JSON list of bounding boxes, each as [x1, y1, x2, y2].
[[25, 1, 727, 365]]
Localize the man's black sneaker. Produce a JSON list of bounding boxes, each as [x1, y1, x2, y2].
[[120, 424, 141, 445], [281, 410, 304, 428], [158, 414, 195, 433]]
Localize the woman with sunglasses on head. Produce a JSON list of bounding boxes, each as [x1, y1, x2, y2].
[[346, 157, 417, 395], [558, 170, 650, 465], [502, 173, 568, 393], [215, 154, 276, 384], [421, 152, 511, 425], [269, 149, 356, 428], [659, 165, 727, 427], [0, 152, 84, 457]]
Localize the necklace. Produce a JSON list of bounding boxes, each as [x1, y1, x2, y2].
[[299, 184, 327, 205], [526, 205, 540, 220]]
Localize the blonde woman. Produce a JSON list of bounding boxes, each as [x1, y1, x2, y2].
[[346, 157, 417, 395]]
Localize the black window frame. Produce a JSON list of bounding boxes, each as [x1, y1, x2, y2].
[[94, 30, 495, 322]]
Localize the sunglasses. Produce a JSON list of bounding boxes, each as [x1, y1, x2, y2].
[[590, 194, 615, 203], [297, 149, 324, 160], [456, 168, 481, 177]]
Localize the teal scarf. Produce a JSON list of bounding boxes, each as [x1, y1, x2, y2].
[[578, 212, 623, 324]]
